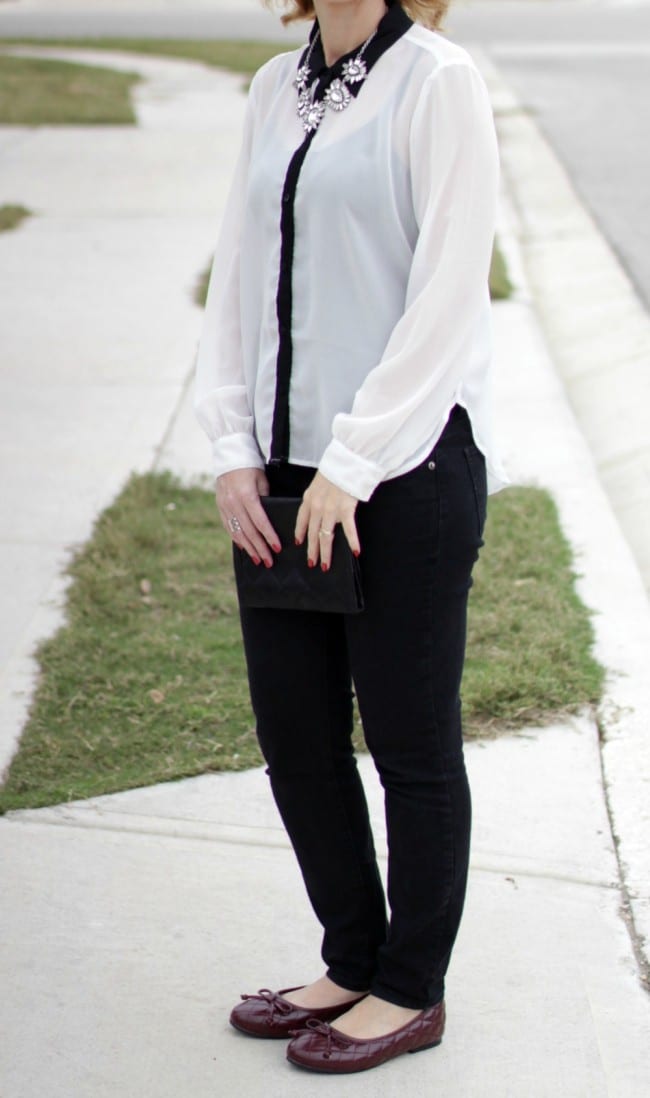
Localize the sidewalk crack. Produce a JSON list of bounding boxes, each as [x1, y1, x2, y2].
[[597, 714, 650, 995]]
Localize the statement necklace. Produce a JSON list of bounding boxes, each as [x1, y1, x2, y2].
[[293, 27, 378, 134]]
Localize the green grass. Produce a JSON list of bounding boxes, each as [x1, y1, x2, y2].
[[0, 472, 603, 814], [0, 37, 518, 310], [0, 37, 290, 80], [0, 38, 288, 127], [463, 486, 603, 733], [0, 53, 140, 124], [195, 239, 514, 309], [0, 33, 513, 310], [0, 203, 31, 232], [489, 241, 513, 300], [195, 264, 211, 309]]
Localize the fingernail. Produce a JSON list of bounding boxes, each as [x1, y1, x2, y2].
[[294, 538, 301, 547], [264, 559, 273, 569], [353, 549, 360, 558], [272, 542, 281, 553], [252, 555, 261, 566], [308, 558, 315, 569], [321, 562, 329, 573]]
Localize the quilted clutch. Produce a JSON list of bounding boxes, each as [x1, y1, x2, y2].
[[233, 496, 364, 614]]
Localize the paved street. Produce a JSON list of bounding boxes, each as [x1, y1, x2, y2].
[[487, 41, 650, 311]]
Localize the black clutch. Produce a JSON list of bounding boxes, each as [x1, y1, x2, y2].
[[233, 496, 364, 614]]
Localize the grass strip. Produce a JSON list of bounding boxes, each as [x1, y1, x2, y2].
[[463, 485, 603, 732], [196, 238, 513, 308], [0, 38, 289, 80], [489, 241, 513, 300], [0, 33, 513, 306], [194, 264, 211, 309], [0, 204, 31, 232], [0, 53, 140, 124], [0, 472, 603, 813]]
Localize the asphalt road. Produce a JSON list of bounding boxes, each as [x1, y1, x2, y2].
[[480, 46, 650, 313], [1, 1, 649, 306]]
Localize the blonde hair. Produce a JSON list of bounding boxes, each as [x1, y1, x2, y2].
[[263, 1, 450, 32]]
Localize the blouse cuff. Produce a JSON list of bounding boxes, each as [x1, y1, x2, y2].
[[318, 438, 385, 502], [212, 433, 265, 480]]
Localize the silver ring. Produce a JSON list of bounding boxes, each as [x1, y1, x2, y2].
[[228, 516, 242, 534], [319, 528, 334, 538]]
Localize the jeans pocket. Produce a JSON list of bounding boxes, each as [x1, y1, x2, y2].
[[463, 444, 487, 541]]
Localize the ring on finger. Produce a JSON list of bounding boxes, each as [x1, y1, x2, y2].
[[228, 515, 242, 534], [319, 528, 334, 538]]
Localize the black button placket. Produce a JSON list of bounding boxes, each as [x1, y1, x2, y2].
[[268, 2, 413, 465], [269, 122, 318, 464]]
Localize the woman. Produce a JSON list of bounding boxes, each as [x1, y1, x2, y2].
[[194, 0, 507, 1075]]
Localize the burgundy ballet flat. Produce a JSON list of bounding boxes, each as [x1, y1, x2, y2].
[[286, 999, 445, 1073], [229, 986, 367, 1039]]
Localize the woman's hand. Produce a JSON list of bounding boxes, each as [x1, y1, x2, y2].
[[215, 468, 280, 567], [295, 471, 360, 572]]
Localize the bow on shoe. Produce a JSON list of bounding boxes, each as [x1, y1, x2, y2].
[[303, 1019, 353, 1059], [240, 988, 292, 1019]]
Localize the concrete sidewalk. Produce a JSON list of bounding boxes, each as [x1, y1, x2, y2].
[[2, 720, 648, 1096], [1, 44, 650, 1097], [0, 48, 248, 770]]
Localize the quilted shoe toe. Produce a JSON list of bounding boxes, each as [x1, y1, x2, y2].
[[286, 1000, 445, 1073], [229, 986, 367, 1039]]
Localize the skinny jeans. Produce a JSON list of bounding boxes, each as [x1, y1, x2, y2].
[[237, 404, 487, 1010]]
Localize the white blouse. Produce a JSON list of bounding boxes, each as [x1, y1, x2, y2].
[[194, 17, 509, 501]]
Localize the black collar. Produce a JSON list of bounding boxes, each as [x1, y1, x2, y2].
[[305, 0, 413, 84]]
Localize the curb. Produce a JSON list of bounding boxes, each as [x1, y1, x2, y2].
[[472, 44, 650, 985], [477, 47, 650, 592]]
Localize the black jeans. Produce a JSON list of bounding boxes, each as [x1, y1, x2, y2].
[[237, 404, 487, 1009]]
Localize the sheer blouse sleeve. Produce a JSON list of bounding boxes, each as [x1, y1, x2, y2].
[[318, 61, 500, 501], [193, 75, 265, 478]]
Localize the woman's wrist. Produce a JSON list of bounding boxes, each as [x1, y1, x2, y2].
[[212, 432, 265, 481], [318, 438, 384, 503]]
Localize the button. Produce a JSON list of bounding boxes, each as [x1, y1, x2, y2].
[[427, 461, 436, 471]]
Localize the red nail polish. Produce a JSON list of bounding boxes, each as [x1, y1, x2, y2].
[[252, 555, 261, 566], [264, 559, 273, 569], [353, 550, 360, 558], [321, 562, 329, 573], [294, 538, 301, 547], [308, 558, 315, 569], [272, 542, 281, 553]]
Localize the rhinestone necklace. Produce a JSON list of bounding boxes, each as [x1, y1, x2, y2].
[[293, 27, 378, 135]]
